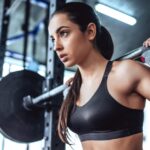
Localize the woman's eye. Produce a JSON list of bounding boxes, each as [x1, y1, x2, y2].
[[59, 31, 69, 37]]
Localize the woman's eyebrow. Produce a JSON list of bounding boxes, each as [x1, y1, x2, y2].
[[55, 26, 70, 34], [50, 26, 70, 39]]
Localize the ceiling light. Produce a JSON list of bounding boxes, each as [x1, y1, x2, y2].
[[95, 3, 137, 26]]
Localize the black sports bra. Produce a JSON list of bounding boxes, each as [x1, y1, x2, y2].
[[68, 61, 144, 141]]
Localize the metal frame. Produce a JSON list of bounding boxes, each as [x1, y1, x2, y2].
[[0, 0, 11, 77], [23, 0, 31, 69], [42, 0, 65, 150], [0, 0, 66, 150]]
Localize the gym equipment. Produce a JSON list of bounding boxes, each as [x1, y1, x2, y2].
[[0, 46, 149, 144], [0, 0, 66, 149], [23, 46, 150, 109], [23, 83, 68, 110], [0, 70, 45, 143], [115, 46, 150, 60]]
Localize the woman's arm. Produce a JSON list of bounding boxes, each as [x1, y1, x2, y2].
[[133, 61, 150, 100], [116, 60, 150, 100]]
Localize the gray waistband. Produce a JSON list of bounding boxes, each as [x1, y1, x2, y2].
[[79, 127, 142, 141]]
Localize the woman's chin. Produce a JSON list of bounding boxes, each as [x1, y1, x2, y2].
[[63, 62, 75, 68]]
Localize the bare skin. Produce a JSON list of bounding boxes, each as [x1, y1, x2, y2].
[[49, 13, 150, 150], [143, 37, 150, 47], [82, 133, 143, 150]]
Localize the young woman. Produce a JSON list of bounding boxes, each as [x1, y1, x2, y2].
[[48, 2, 150, 150]]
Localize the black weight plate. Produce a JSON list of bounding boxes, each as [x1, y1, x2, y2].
[[0, 70, 45, 143]]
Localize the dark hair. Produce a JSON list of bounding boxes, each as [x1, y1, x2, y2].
[[52, 2, 114, 60], [100, 26, 114, 60], [51, 2, 114, 144]]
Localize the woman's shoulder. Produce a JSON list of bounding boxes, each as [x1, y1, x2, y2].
[[111, 59, 146, 86], [113, 59, 139, 68], [112, 59, 145, 75]]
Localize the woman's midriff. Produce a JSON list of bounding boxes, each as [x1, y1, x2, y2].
[[81, 133, 143, 150]]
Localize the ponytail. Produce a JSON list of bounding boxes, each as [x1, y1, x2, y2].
[[57, 69, 82, 144]]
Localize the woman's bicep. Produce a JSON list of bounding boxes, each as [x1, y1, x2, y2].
[[135, 63, 150, 100]]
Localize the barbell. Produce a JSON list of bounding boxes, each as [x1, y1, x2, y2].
[[0, 46, 149, 143]]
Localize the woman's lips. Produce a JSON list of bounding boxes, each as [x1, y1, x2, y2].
[[59, 54, 68, 62]]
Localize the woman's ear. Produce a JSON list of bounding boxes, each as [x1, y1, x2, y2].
[[86, 23, 96, 40]]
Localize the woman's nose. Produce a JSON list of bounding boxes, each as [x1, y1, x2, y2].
[[53, 40, 63, 51]]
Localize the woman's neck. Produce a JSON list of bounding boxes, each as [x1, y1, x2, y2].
[[77, 50, 108, 80]]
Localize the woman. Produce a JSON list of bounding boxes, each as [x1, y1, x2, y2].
[[48, 2, 150, 150]]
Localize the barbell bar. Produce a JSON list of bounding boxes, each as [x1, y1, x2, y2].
[[23, 46, 150, 110]]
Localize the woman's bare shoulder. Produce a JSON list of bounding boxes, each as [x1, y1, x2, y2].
[[110, 60, 148, 92], [112, 59, 148, 78]]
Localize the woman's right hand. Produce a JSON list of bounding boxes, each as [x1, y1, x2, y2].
[[65, 77, 74, 86], [143, 38, 150, 47]]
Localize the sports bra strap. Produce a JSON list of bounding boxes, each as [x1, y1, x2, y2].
[[104, 61, 113, 78]]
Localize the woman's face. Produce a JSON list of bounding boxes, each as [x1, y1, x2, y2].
[[48, 13, 94, 67]]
